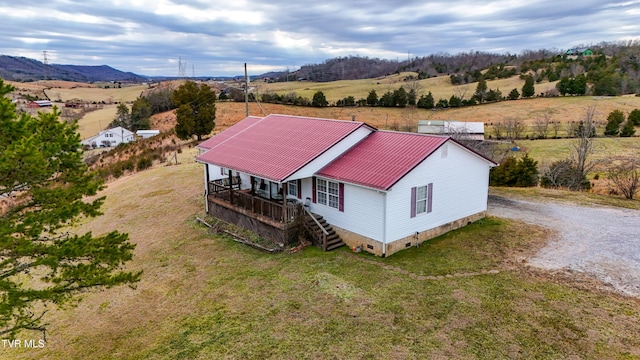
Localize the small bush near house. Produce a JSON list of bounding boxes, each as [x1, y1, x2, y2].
[[490, 154, 539, 187]]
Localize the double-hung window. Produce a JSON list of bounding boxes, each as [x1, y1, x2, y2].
[[288, 180, 298, 197], [316, 178, 341, 210], [416, 185, 428, 214], [411, 183, 433, 217]]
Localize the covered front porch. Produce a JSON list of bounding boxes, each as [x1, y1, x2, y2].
[[206, 176, 303, 245]]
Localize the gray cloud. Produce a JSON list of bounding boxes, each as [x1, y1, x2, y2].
[[1, 0, 639, 76]]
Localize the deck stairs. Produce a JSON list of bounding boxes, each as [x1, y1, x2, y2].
[[301, 208, 345, 251]]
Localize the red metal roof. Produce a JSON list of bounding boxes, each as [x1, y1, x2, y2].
[[317, 131, 450, 190], [196, 114, 369, 182], [196, 116, 262, 150]]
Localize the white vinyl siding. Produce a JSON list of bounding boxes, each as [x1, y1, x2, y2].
[[385, 141, 491, 243], [310, 182, 385, 241]]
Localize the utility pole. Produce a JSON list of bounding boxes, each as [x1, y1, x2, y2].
[[42, 50, 49, 80], [244, 63, 249, 117]]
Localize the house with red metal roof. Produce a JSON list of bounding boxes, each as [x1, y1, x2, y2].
[[196, 114, 496, 256]]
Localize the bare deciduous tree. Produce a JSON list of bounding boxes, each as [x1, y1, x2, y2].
[[493, 121, 505, 140], [454, 85, 471, 102], [533, 114, 551, 139], [607, 158, 640, 199], [504, 117, 526, 140], [551, 120, 562, 138], [570, 106, 598, 184]]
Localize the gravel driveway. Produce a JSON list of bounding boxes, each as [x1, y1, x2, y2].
[[488, 195, 640, 297]]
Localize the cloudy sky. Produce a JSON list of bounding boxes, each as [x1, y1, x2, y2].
[[2, 0, 639, 77]]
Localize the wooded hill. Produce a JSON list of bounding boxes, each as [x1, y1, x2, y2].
[[274, 41, 640, 96], [0, 55, 147, 82]]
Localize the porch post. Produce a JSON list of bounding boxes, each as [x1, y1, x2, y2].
[[228, 170, 234, 205], [281, 182, 287, 223]]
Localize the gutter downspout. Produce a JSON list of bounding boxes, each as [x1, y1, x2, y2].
[[382, 191, 387, 258], [204, 164, 210, 213]]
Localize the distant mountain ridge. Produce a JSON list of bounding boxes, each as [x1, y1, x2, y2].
[[0, 55, 148, 82]]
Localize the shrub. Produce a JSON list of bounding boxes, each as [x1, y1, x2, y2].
[[490, 154, 539, 187], [136, 157, 152, 171], [540, 160, 590, 190]]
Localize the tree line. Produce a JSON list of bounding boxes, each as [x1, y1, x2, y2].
[[267, 41, 640, 97]]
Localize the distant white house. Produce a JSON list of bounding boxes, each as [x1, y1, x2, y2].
[[418, 120, 485, 141], [82, 126, 135, 148], [136, 129, 161, 139]]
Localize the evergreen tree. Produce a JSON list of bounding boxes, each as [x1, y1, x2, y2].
[[604, 109, 625, 136], [489, 155, 539, 187], [379, 91, 394, 107], [474, 77, 488, 103], [366, 90, 378, 106], [485, 88, 502, 102], [448, 95, 462, 107], [130, 97, 152, 131], [111, 103, 130, 129], [417, 92, 435, 109], [407, 89, 417, 106], [522, 75, 535, 98], [393, 87, 408, 107], [628, 109, 640, 126], [620, 119, 636, 137], [508, 88, 520, 100], [0, 79, 140, 338], [311, 91, 328, 107], [172, 81, 216, 140], [557, 77, 571, 95]]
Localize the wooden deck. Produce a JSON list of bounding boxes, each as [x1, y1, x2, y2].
[[208, 181, 300, 225], [207, 180, 343, 250]]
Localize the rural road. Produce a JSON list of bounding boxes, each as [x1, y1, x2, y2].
[[488, 195, 640, 298]]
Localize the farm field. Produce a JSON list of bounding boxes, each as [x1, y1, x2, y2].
[[76, 104, 118, 139], [255, 72, 559, 104], [4, 148, 640, 359], [44, 84, 147, 103]]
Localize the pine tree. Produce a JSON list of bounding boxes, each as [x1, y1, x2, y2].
[[172, 81, 216, 140], [620, 119, 636, 137], [522, 75, 535, 98], [0, 79, 140, 338], [604, 109, 625, 136]]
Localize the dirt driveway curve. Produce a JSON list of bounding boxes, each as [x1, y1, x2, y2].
[[488, 195, 640, 298]]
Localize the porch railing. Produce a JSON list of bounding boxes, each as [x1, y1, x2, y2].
[[208, 181, 301, 224]]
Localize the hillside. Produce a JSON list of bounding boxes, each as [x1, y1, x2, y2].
[[6, 148, 640, 359], [0, 55, 147, 82]]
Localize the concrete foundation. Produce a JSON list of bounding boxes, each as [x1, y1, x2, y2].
[[333, 211, 487, 257]]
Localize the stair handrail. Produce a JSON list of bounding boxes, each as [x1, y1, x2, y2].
[[302, 206, 328, 250], [302, 206, 329, 235]]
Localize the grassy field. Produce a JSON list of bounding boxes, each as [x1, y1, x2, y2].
[[76, 105, 118, 139], [5, 149, 640, 359], [513, 137, 640, 164], [255, 72, 559, 105], [44, 84, 147, 103]]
